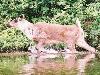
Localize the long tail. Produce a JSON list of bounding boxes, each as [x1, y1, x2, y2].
[[76, 18, 81, 28], [76, 18, 84, 36]]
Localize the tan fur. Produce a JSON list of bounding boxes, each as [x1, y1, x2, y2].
[[8, 18, 95, 53], [8, 17, 96, 74]]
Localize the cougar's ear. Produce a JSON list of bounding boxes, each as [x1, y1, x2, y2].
[[17, 14, 25, 21], [19, 14, 25, 19]]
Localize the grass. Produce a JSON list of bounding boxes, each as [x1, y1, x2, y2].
[[36, 68, 77, 75], [0, 55, 100, 75], [86, 58, 100, 75], [0, 56, 28, 75]]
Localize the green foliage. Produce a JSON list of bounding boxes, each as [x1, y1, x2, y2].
[[0, 28, 30, 52], [0, 0, 100, 51], [86, 59, 100, 75], [85, 3, 100, 19], [83, 15, 100, 49]]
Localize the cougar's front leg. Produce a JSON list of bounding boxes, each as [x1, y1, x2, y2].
[[65, 40, 77, 69]]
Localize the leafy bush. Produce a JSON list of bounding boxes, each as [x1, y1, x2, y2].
[[0, 0, 99, 51], [84, 16, 100, 49], [0, 28, 30, 52]]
